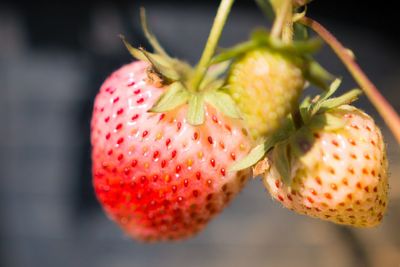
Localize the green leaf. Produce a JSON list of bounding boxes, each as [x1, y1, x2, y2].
[[187, 94, 205, 125], [318, 89, 362, 112], [204, 91, 241, 119], [149, 82, 189, 113], [273, 141, 292, 185], [140, 8, 170, 58], [229, 143, 268, 172]]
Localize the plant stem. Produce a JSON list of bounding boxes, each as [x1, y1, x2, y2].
[[270, 0, 292, 39], [191, 0, 235, 91], [300, 16, 400, 145], [281, 1, 294, 43]]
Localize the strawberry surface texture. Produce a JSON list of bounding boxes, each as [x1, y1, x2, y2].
[[228, 48, 305, 140]]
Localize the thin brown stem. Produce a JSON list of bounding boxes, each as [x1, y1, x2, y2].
[[300, 16, 400, 144]]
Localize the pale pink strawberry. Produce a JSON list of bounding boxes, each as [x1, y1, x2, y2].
[[259, 106, 388, 227], [91, 61, 251, 241]]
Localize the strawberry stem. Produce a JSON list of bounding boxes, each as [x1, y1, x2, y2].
[[300, 16, 400, 145], [191, 0, 235, 91], [270, 0, 293, 42]]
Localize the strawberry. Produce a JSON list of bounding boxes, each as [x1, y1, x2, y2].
[[90, 2, 256, 241], [228, 47, 305, 139], [233, 80, 389, 227], [261, 106, 388, 227], [212, 28, 329, 140], [91, 61, 251, 241]]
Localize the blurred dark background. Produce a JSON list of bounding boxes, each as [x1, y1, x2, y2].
[[1, 1, 400, 266]]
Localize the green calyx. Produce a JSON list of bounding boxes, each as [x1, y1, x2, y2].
[[229, 79, 362, 184], [121, 1, 240, 126]]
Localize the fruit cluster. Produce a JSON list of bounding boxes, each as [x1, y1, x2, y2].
[[90, 0, 394, 242]]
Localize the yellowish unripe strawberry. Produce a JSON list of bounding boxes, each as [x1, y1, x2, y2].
[[228, 48, 305, 140]]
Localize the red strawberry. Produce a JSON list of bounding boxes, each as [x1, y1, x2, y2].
[[91, 61, 251, 241]]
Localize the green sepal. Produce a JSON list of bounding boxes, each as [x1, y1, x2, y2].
[[229, 142, 268, 172], [139, 48, 180, 81], [299, 96, 312, 122], [202, 79, 225, 92], [211, 30, 321, 64], [318, 78, 341, 101], [140, 8, 170, 59], [204, 90, 241, 119], [211, 41, 258, 64], [148, 82, 189, 112], [229, 120, 294, 171], [308, 78, 342, 117], [187, 94, 205, 125], [272, 141, 292, 185], [309, 112, 346, 131], [303, 58, 333, 90], [120, 35, 149, 62], [251, 29, 322, 55], [307, 79, 362, 119], [201, 61, 231, 87], [318, 89, 362, 112], [121, 35, 190, 84]]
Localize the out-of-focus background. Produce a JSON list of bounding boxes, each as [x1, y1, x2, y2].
[[1, 0, 399, 266]]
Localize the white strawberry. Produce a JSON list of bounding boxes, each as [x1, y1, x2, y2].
[[261, 105, 388, 227]]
